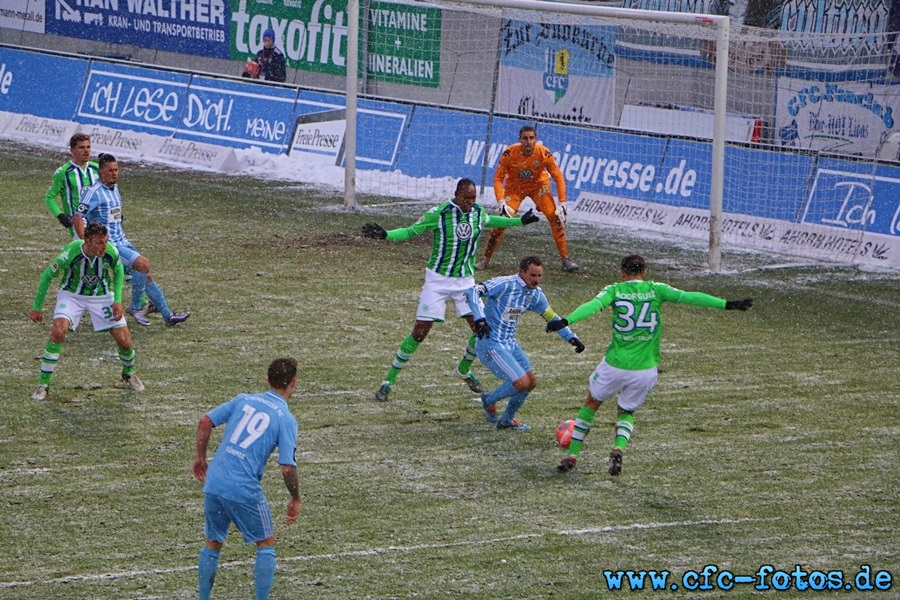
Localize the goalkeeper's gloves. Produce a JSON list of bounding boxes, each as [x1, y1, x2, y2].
[[498, 197, 514, 217], [362, 222, 387, 239], [546, 317, 568, 332], [474, 318, 491, 339], [558, 203, 568, 226], [725, 298, 753, 311], [569, 337, 585, 353], [520, 209, 539, 225], [57, 214, 73, 228]]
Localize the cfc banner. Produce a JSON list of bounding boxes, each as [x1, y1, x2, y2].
[[45, 0, 230, 58], [497, 19, 616, 125], [776, 75, 900, 156]]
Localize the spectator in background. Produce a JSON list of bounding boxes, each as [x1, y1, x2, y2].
[[256, 29, 287, 83]]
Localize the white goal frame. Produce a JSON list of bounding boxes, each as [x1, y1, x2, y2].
[[344, 0, 731, 272]]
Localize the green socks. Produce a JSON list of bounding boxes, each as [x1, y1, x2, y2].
[[456, 334, 477, 374], [385, 335, 420, 384], [614, 412, 635, 451], [39, 341, 62, 385], [567, 405, 597, 457]]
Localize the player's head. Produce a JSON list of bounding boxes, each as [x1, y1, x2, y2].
[[518, 125, 537, 154], [621, 254, 647, 278], [268, 357, 298, 391], [454, 178, 477, 213], [518, 255, 543, 289], [69, 133, 91, 165], [98, 153, 119, 187], [263, 28, 275, 48], [82, 222, 109, 256]]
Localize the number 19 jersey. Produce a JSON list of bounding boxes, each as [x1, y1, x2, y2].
[[203, 390, 299, 502]]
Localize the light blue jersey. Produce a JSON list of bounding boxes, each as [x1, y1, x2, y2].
[[203, 390, 298, 503], [467, 274, 576, 347], [77, 181, 127, 245]]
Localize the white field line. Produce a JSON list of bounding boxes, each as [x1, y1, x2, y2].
[[0, 517, 766, 590]]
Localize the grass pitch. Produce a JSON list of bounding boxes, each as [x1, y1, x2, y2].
[[0, 144, 897, 598]]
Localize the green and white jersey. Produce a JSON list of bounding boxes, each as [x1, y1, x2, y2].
[[567, 279, 725, 371], [32, 240, 125, 311], [45, 160, 99, 219], [385, 201, 523, 278]]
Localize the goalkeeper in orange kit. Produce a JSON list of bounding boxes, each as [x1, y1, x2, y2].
[[476, 125, 579, 272]]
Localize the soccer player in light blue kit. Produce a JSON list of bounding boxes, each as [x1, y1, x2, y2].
[[192, 357, 301, 600], [74, 153, 189, 327], [466, 255, 585, 430]]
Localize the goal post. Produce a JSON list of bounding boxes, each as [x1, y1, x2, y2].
[[342, 0, 732, 270], [290, 0, 900, 269]]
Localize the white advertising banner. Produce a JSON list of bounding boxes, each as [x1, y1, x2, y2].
[[0, 0, 45, 33], [775, 76, 900, 156], [571, 191, 900, 270], [498, 20, 616, 126], [1, 113, 77, 147]]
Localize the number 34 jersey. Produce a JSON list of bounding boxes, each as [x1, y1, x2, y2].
[[592, 280, 725, 371], [203, 390, 299, 502]]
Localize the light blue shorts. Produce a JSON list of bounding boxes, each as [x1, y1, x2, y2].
[[476, 342, 531, 383], [204, 493, 274, 544], [113, 240, 142, 269]]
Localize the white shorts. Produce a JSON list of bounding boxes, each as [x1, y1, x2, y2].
[[588, 357, 658, 412], [53, 289, 126, 332], [416, 269, 475, 322]]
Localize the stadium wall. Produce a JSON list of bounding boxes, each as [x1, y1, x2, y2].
[[1, 18, 899, 268]]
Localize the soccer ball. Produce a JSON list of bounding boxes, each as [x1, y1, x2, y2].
[[556, 419, 575, 448]]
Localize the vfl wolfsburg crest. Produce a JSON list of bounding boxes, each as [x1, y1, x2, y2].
[[543, 47, 569, 104]]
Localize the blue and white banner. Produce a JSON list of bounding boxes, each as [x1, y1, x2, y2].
[[176, 76, 297, 152], [0, 48, 86, 120], [289, 91, 410, 167], [497, 20, 616, 125], [45, 0, 229, 58], [804, 158, 900, 239], [775, 75, 900, 156], [76, 63, 191, 135]]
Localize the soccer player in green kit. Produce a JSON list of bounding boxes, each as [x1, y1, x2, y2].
[[29, 222, 144, 401], [549, 254, 753, 475], [45, 133, 98, 239], [362, 178, 539, 402]]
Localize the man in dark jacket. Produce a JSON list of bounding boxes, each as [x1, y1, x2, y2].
[[256, 28, 287, 82]]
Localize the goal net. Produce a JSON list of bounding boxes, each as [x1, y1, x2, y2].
[[309, 0, 900, 270]]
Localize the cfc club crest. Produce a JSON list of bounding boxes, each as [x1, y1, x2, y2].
[[543, 47, 569, 104], [455, 222, 473, 240]]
